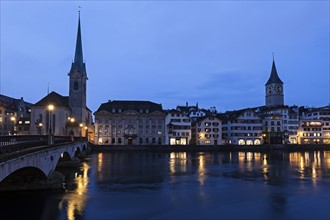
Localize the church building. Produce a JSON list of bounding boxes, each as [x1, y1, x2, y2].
[[30, 13, 92, 137]]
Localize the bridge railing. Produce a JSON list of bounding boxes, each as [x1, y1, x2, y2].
[[0, 135, 75, 147]]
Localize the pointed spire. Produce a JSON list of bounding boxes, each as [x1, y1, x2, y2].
[[265, 56, 283, 85], [69, 10, 87, 77], [74, 12, 83, 65]]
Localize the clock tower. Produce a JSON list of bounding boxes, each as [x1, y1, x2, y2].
[[265, 58, 284, 106], [68, 13, 88, 122]]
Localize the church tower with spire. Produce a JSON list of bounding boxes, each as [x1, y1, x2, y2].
[[265, 58, 284, 106], [68, 12, 88, 123]]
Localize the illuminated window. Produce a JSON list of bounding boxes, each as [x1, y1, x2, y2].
[[238, 139, 245, 145]]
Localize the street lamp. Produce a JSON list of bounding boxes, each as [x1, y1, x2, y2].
[[79, 123, 83, 140], [48, 104, 54, 134], [10, 116, 15, 135], [38, 122, 43, 135], [48, 104, 54, 145]]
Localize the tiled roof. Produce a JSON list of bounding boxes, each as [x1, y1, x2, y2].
[[33, 91, 70, 109], [95, 100, 163, 114]]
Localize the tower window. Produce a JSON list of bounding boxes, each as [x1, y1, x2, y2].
[[74, 81, 78, 90]]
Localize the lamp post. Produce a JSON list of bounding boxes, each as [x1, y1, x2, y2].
[[38, 123, 43, 135], [10, 116, 15, 135], [85, 126, 88, 140], [48, 104, 54, 144], [79, 123, 83, 140]]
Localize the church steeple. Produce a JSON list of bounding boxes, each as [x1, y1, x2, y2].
[[69, 12, 86, 77], [265, 59, 283, 86], [265, 56, 284, 106], [69, 11, 88, 121], [74, 12, 83, 65]]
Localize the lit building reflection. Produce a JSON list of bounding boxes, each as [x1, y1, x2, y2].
[[169, 152, 187, 174], [289, 151, 330, 186], [58, 162, 90, 220], [198, 153, 206, 186]]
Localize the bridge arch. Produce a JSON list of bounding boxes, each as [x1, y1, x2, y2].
[[0, 142, 88, 184]]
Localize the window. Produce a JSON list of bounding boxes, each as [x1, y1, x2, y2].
[[74, 81, 78, 90], [139, 138, 143, 144], [152, 138, 156, 144], [112, 138, 115, 144], [146, 138, 149, 144], [118, 138, 122, 144]]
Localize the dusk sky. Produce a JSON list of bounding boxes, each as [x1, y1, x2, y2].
[[1, 1, 329, 113]]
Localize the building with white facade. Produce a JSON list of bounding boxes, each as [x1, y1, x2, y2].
[[94, 100, 165, 145], [298, 106, 330, 144], [257, 105, 299, 144], [165, 109, 191, 145], [220, 109, 263, 145]]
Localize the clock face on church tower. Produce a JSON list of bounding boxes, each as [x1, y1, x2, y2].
[[266, 85, 272, 95], [71, 71, 82, 79], [275, 85, 283, 94]]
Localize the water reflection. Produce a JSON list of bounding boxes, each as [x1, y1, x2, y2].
[[56, 162, 90, 220], [0, 150, 329, 220]]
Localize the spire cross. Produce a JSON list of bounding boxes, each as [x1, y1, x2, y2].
[[272, 52, 275, 60]]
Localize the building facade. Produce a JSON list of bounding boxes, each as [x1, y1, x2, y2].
[[94, 100, 166, 145], [165, 109, 191, 145], [192, 116, 222, 145], [299, 106, 330, 144], [0, 95, 31, 135], [221, 109, 263, 145]]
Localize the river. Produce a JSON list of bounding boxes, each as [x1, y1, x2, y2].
[[1, 151, 329, 220]]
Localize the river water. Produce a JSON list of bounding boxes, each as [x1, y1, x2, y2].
[[1, 151, 329, 220]]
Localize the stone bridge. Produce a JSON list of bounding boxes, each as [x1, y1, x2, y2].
[[0, 141, 89, 189]]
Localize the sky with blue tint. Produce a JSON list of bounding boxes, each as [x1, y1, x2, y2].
[[1, 1, 329, 112]]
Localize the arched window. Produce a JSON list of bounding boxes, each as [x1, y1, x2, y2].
[[158, 138, 162, 145], [111, 138, 115, 144], [74, 81, 78, 90], [139, 138, 143, 144], [118, 138, 122, 144], [152, 138, 156, 144], [254, 139, 261, 145], [238, 139, 245, 145]]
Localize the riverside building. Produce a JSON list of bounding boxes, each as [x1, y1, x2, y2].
[[298, 106, 330, 144], [165, 109, 192, 145], [94, 100, 165, 145]]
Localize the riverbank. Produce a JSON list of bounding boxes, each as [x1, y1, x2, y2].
[[91, 144, 330, 152]]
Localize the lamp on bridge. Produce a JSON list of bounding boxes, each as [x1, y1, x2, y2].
[[48, 104, 55, 145], [38, 122, 43, 135], [79, 123, 83, 140], [10, 116, 16, 135]]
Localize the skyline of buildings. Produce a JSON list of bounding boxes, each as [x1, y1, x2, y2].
[[1, 10, 329, 145]]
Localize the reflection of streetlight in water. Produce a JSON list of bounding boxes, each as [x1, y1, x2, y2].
[[58, 162, 90, 220]]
